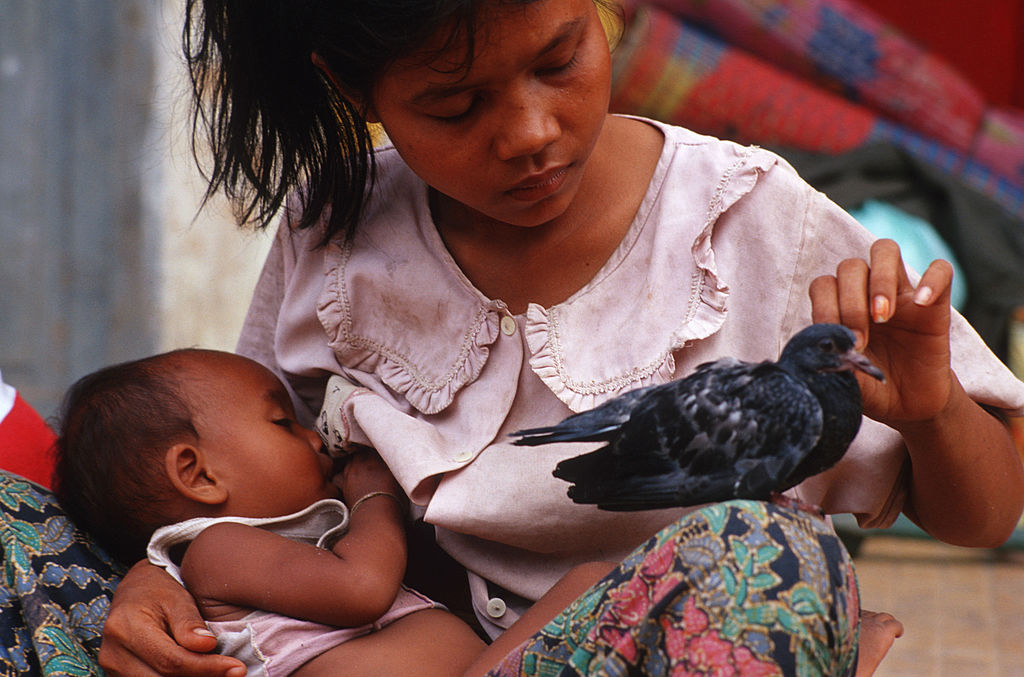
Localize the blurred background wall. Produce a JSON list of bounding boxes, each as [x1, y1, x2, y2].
[[0, 1, 271, 418]]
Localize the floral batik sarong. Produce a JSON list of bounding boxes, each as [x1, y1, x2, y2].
[[487, 500, 860, 677], [0, 471, 124, 676]]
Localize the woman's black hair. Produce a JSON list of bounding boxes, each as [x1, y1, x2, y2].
[[184, 0, 472, 245], [183, 0, 620, 245], [52, 351, 200, 564]]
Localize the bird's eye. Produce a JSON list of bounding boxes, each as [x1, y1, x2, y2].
[[818, 339, 836, 352]]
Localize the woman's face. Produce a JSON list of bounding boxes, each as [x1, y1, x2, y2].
[[368, 0, 612, 230]]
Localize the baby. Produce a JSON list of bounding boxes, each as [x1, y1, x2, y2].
[[52, 348, 484, 676]]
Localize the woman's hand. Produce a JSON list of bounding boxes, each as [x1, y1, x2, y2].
[[809, 238, 955, 426], [99, 560, 246, 677], [810, 238, 1024, 546]]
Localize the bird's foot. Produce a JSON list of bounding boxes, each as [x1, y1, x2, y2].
[[769, 492, 825, 519]]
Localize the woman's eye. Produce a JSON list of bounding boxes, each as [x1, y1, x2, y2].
[[434, 109, 472, 123], [541, 51, 579, 75], [432, 99, 479, 124]]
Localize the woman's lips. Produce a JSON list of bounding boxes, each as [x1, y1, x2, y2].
[[507, 165, 570, 202]]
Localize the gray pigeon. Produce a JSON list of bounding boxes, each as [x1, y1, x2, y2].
[[511, 323, 884, 511]]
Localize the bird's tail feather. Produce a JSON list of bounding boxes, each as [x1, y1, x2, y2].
[[511, 424, 620, 446], [563, 472, 685, 511], [552, 446, 613, 482], [565, 471, 739, 511]]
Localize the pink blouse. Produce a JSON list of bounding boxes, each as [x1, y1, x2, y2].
[[237, 118, 1024, 636]]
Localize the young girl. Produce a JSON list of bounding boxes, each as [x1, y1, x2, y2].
[[53, 349, 487, 676], [98, 0, 1023, 675]]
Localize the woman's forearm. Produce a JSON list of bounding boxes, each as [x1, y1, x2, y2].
[[897, 379, 1024, 547]]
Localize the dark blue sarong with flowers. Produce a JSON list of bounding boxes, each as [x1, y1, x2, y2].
[[0, 471, 123, 676]]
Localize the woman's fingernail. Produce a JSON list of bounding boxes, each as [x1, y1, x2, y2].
[[193, 627, 216, 638], [872, 295, 890, 323], [914, 286, 933, 306]]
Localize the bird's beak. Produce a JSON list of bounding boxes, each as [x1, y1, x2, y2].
[[839, 349, 885, 381]]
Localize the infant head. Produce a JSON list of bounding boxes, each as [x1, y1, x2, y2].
[[54, 349, 335, 563]]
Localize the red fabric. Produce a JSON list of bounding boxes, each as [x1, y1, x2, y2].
[[609, 6, 877, 154], [683, 51, 877, 153], [856, 0, 1024, 109], [0, 393, 57, 488]]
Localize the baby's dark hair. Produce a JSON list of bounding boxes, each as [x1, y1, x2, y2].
[[53, 350, 200, 564], [183, 0, 619, 245]]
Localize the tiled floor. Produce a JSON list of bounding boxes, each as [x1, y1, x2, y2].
[[853, 536, 1024, 676]]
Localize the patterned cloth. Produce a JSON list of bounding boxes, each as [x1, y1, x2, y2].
[[0, 471, 123, 676], [609, 3, 1024, 219], [486, 501, 860, 677], [647, 0, 1024, 186], [638, 0, 987, 152]]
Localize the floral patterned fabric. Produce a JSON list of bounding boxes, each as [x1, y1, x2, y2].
[[486, 501, 860, 677], [0, 471, 123, 676]]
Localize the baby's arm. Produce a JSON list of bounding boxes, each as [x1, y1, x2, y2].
[[810, 238, 1024, 546], [181, 451, 407, 626]]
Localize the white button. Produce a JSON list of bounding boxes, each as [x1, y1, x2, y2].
[[485, 597, 507, 618], [500, 315, 517, 336], [453, 450, 473, 463]]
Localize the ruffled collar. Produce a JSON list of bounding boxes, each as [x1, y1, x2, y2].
[[317, 119, 778, 414]]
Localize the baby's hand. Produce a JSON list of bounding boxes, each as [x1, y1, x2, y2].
[[340, 448, 403, 506], [809, 238, 955, 426]]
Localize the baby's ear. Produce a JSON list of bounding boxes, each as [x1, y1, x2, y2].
[[165, 443, 228, 506]]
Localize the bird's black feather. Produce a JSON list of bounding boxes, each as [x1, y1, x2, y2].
[[510, 323, 884, 511]]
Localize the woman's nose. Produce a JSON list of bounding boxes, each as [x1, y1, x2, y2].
[[493, 89, 560, 161]]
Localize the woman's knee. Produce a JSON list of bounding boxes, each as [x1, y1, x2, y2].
[[636, 500, 860, 671]]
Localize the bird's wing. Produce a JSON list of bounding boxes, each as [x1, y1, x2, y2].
[[724, 367, 824, 499], [562, 362, 824, 508], [510, 382, 661, 445]]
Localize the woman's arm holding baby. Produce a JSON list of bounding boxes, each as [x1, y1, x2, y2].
[[811, 239, 1024, 547], [99, 560, 247, 677]]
